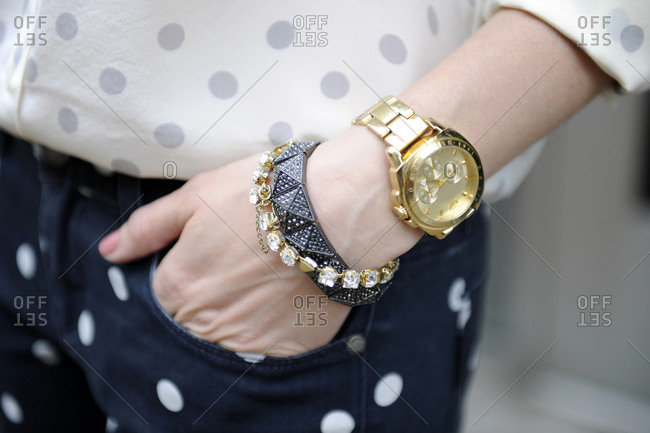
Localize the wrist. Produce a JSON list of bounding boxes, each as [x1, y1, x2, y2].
[[306, 126, 423, 271]]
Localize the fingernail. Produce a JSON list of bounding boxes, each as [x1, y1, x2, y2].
[[99, 230, 119, 257]]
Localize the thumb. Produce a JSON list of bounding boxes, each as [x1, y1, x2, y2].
[[98, 191, 192, 263]]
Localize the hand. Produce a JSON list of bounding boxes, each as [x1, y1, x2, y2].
[[98, 152, 353, 357], [97, 128, 423, 357]]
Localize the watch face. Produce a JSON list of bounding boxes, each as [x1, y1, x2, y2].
[[402, 138, 483, 228]]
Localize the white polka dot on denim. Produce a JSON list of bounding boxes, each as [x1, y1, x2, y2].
[[156, 379, 184, 412]]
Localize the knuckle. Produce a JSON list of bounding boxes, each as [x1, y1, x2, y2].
[[152, 265, 185, 300], [184, 309, 223, 338], [183, 173, 206, 195]]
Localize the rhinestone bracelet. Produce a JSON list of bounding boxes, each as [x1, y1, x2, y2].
[[250, 140, 399, 307]]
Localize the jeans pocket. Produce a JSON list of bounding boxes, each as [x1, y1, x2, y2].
[[142, 252, 375, 371]]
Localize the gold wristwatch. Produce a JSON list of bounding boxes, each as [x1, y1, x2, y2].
[[353, 96, 484, 239]]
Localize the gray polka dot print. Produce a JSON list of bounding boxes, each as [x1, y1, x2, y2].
[[266, 21, 294, 49], [12, 47, 22, 65], [158, 23, 185, 51], [607, 8, 629, 43], [57, 108, 78, 133], [379, 34, 407, 64], [56, 12, 78, 40], [110, 159, 140, 177], [25, 59, 37, 83], [621, 25, 644, 52], [154, 123, 185, 148], [208, 71, 238, 99], [268, 121, 293, 145], [99, 67, 126, 95], [320, 71, 349, 99], [428, 6, 438, 35], [0, 0, 645, 183]]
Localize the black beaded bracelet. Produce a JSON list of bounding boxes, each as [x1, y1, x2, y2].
[[250, 140, 399, 307]]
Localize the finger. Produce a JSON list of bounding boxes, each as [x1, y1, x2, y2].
[[99, 190, 194, 263]]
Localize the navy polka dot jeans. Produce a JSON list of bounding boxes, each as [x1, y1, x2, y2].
[[0, 132, 488, 432]]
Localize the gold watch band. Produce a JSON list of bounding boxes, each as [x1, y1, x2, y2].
[[352, 96, 439, 153]]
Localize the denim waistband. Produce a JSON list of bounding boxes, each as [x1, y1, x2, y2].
[[29, 142, 184, 212]]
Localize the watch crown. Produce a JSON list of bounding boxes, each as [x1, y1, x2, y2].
[[392, 206, 409, 220]]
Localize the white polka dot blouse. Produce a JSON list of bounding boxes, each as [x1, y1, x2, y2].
[[0, 1, 647, 199]]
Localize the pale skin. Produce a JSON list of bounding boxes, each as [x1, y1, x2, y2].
[[98, 9, 612, 357]]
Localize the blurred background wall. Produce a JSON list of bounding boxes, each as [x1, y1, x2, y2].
[[463, 91, 650, 432]]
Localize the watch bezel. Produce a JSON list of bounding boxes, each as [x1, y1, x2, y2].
[[393, 129, 484, 235]]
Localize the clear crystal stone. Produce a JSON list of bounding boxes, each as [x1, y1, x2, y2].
[[259, 151, 273, 166], [280, 246, 298, 266], [380, 267, 394, 283], [249, 187, 259, 205], [318, 266, 338, 287], [251, 166, 270, 183], [260, 212, 276, 231], [267, 231, 284, 251], [361, 269, 379, 288], [342, 270, 360, 289], [260, 216, 269, 231]]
